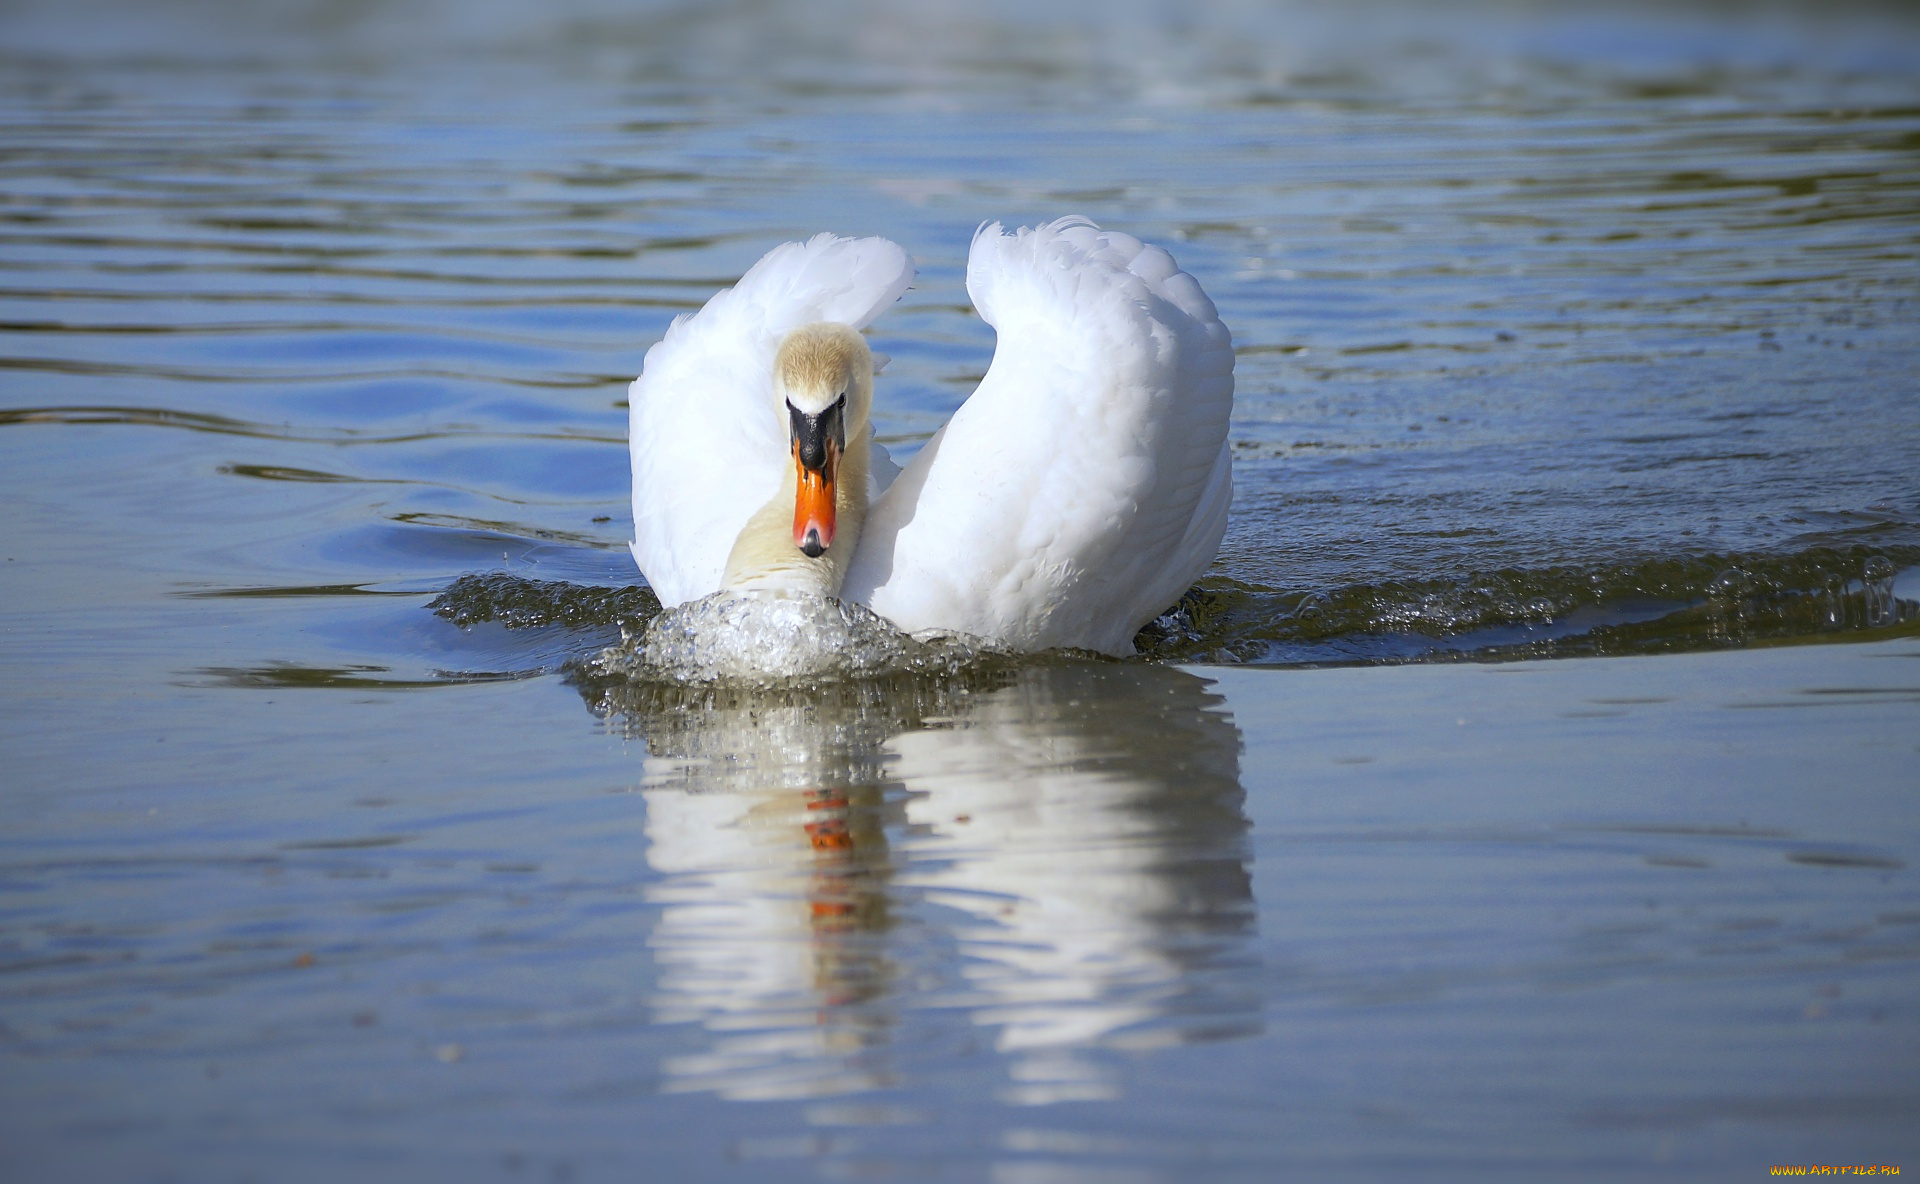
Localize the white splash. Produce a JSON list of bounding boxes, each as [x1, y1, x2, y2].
[[587, 589, 989, 685]]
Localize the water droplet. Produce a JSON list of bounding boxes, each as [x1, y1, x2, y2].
[[1863, 555, 1896, 627], [1706, 568, 1750, 599]]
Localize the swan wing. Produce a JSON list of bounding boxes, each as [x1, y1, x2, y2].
[[846, 217, 1234, 655], [628, 234, 913, 606]]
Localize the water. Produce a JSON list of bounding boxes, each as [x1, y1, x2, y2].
[[2, 0, 1918, 1178], [594, 591, 993, 685]]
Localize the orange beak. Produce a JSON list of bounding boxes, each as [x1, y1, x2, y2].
[[792, 435, 839, 558]]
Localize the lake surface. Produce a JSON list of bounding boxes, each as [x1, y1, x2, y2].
[[2, 0, 1918, 1179]]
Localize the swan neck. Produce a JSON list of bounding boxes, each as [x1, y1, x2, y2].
[[721, 436, 869, 596]]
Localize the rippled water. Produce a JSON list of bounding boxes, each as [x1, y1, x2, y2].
[[3, 0, 1919, 1178], [7, 0, 1920, 663]]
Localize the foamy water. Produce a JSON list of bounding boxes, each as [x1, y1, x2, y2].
[[585, 589, 995, 685]]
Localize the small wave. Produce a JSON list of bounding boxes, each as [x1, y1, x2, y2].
[[1139, 544, 1920, 666], [428, 572, 659, 631], [581, 589, 993, 687], [0, 404, 624, 445], [429, 541, 1919, 678]]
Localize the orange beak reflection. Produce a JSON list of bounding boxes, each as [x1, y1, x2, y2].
[[792, 435, 839, 558]]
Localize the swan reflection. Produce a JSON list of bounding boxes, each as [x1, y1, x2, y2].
[[582, 662, 1257, 1102]]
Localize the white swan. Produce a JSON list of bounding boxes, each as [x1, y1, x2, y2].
[[627, 217, 1234, 657]]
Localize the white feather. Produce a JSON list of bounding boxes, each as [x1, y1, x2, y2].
[[843, 217, 1234, 655], [629, 234, 913, 606]]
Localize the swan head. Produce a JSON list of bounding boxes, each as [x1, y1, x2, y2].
[[774, 323, 873, 559]]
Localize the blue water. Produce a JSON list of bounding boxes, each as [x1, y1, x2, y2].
[[2, 0, 1918, 1178]]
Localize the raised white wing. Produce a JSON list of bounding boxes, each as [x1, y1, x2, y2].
[[628, 234, 913, 606], [845, 217, 1234, 655]]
